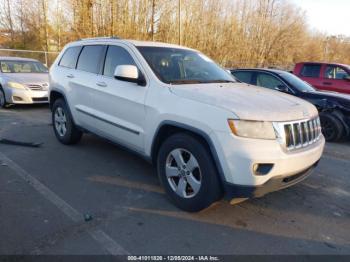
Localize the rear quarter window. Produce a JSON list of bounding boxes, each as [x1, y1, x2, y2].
[[59, 46, 82, 69], [300, 64, 321, 78]]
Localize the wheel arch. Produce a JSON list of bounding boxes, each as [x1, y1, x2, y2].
[[0, 83, 8, 106], [320, 110, 349, 140], [49, 89, 79, 127], [318, 99, 349, 136], [330, 110, 350, 136], [50, 89, 70, 111], [0, 83, 5, 92], [151, 121, 226, 186]]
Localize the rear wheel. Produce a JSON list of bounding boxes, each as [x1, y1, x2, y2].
[[52, 98, 82, 144], [320, 113, 344, 142], [157, 133, 222, 212]]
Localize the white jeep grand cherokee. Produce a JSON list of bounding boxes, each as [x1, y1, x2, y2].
[[49, 37, 325, 212]]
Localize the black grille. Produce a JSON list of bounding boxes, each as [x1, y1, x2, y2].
[[32, 97, 48, 102]]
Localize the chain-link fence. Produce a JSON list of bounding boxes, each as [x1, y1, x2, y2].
[[0, 49, 60, 67]]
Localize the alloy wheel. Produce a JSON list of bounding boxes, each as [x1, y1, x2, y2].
[[54, 107, 67, 137], [165, 148, 202, 198], [321, 119, 335, 140]]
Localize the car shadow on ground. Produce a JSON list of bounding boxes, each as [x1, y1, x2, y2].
[[77, 133, 350, 220], [2, 103, 49, 110]]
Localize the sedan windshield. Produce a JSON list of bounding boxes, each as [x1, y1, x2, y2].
[[280, 72, 315, 92], [0, 60, 48, 73], [137, 47, 235, 85]]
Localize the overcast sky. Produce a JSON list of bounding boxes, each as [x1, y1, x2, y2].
[[292, 0, 350, 36]]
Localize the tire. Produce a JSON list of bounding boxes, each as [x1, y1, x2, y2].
[[157, 133, 223, 212], [52, 98, 82, 145], [320, 113, 344, 142], [0, 87, 8, 108]]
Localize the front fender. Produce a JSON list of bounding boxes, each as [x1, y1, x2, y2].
[[332, 110, 350, 136]]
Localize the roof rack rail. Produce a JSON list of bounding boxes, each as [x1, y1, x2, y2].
[[79, 36, 120, 41]]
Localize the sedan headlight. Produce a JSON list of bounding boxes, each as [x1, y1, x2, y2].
[[228, 119, 276, 140], [7, 82, 26, 89]]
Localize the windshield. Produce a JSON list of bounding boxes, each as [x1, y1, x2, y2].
[[280, 72, 315, 92], [137, 47, 235, 85], [0, 60, 48, 73]]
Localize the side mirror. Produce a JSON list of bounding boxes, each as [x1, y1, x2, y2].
[[275, 84, 289, 93], [114, 65, 146, 86]]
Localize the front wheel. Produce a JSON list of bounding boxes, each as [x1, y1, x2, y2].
[[52, 98, 82, 145], [157, 133, 222, 212], [0, 88, 8, 108], [320, 113, 344, 142]]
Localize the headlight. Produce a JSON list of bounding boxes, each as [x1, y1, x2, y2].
[[228, 119, 276, 140], [8, 82, 26, 89]]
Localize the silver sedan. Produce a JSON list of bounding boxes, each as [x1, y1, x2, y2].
[[0, 57, 49, 108]]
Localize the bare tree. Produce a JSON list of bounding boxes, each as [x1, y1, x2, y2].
[[0, 0, 349, 66], [41, 0, 49, 51]]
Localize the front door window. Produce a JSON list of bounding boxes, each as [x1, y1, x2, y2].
[[324, 66, 349, 80]]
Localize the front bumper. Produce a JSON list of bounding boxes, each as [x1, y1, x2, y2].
[[211, 132, 325, 185], [5, 88, 49, 104], [224, 161, 318, 199], [210, 131, 325, 197]]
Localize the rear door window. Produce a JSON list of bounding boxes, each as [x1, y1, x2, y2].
[[76, 45, 105, 74], [231, 71, 253, 84], [59, 46, 82, 69], [300, 64, 321, 78]]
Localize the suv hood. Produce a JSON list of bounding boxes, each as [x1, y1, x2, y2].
[[169, 83, 318, 121], [3, 73, 49, 84]]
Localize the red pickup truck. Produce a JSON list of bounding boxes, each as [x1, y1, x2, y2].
[[293, 62, 350, 94]]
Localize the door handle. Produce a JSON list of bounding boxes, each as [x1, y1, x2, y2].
[[323, 82, 332, 85], [96, 81, 107, 87], [66, 74, 74, 78]]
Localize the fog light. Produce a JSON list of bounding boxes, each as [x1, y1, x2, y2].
[[253, 163, 274, 176], [12, 96, 23, 101]]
